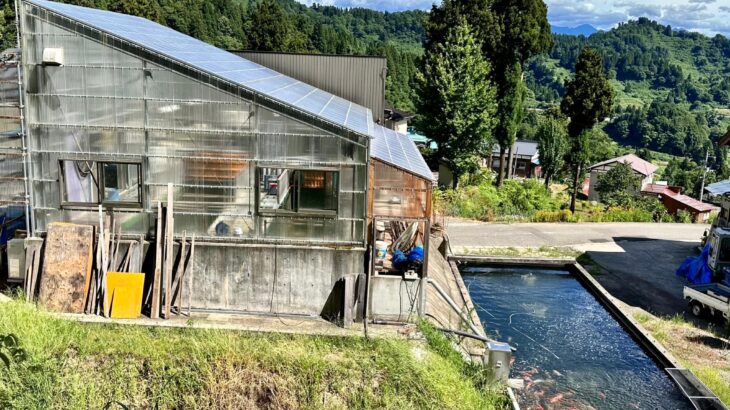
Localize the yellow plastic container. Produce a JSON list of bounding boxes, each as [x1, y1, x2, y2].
[[106, 272, 145, 319]]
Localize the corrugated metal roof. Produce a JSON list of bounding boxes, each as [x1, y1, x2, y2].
[[372, 124, 434, 181], [492, 140, 539, 158], [25, 0, 434, 180], [706, 180, 730, 196], [588, 154, 658, 176], [25, 0, 374, 137], [643, 184, 718, 213], [667, 193, 719, 213], [234, 51, 386, 123], [643, 184, 667, 195]]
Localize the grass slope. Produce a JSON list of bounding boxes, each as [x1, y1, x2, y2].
[[633, 311, 730, 405], [0, 299, 508, 409]]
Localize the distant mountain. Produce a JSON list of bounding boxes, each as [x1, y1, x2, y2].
[[551, 24, 598, 36]]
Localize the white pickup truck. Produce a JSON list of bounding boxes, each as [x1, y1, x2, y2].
[[684, 283, 730, 323]]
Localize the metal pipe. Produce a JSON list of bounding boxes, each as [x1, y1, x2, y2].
[[14, 0, 32, 237], [507, 387, 521, 410], [420, 220, 430, 316], [436, 326, 491, 343], [427, 277, 483, 336]]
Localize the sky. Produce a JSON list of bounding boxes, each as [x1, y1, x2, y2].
[[295, 0, 730, 37]]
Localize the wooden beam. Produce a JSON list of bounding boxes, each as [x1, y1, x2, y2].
[[150, 201, 163, 319], [163, 183, 174, 319], [188, 234, 195, 317], [170, 232, 187, 313]]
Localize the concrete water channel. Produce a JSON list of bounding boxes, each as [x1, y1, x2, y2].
[[453, 257, 726, 410]]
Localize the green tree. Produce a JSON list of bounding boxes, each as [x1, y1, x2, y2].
[[561, 47, 615, 212], [416, 21, 497, 187], [110, 0, 163, 23], [490, 0, 552, 186], [494, 62, 526, 185], [534, 116, 568, 187], [424, 0, 551, 187], [247, 0, 298, 52], [595, 162, 640, 206]]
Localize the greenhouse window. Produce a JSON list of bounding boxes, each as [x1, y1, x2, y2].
[[258, 167, 338, 216], [60, 160, 142, 208]]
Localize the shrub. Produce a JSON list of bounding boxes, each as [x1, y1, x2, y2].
[[676, 209, 693, 223], [531, 209, 575, 222], [435, 179, 561, 221]]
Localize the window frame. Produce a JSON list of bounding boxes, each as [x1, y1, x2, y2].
[[59, 159, 143, 209], [256, 166, 339, 218]]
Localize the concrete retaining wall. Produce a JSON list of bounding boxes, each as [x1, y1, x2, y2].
[[368, 275, 421, 322], [188, 243, 365, 316]]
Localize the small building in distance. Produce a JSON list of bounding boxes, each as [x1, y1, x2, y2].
[[587, 154, 657, 201], [383, 102, 414, 134], [642, 184, 719, 223], [488, 140, 540, 179]]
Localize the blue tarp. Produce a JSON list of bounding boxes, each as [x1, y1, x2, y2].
[[676, 244, 714, 285]]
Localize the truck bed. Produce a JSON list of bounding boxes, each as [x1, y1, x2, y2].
[[684, 284, 730, 320]]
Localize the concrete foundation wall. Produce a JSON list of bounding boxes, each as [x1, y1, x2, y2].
[[368, 275, 421, 322], [189, 244, 364, 316]]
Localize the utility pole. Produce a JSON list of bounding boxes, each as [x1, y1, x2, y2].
[[700, 147, 710, 202]]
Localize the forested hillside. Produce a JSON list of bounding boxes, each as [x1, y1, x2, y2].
[[525, 18, 730, 162]]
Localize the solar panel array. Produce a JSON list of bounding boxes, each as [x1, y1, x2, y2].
[[26, 0, 434, 180], [26, 0, 374, 137], [372, 124, 434, 181]]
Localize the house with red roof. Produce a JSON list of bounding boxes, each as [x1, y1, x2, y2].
[[641, 184, 719, 223], [587, 154, 658, 201]]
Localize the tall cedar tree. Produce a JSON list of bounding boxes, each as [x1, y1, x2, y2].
[[491, 0, 552, 186], [534, 116, 568, 188], [416, 21, 497, 187], [561, 47, 615, 212], [247, 0, 297, 52], [424, 0, 551, 187]]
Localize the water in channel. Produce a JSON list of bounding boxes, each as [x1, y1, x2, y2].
[[461, 267, 691, 410]]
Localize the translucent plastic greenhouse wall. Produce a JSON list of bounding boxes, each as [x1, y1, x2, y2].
[[20, 6, 368, 246], [0, 48, 27, 243]]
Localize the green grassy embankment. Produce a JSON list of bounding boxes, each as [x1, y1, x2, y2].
[[633, 312, 730, 405], [0, 298, 508, 409]]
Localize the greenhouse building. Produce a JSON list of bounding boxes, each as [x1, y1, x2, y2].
[[7, 0, 434, 318]]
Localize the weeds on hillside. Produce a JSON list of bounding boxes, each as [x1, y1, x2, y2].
[[633, 310, 730, 405], [435, 178, 702, 224], [0, 298, 508, 409]]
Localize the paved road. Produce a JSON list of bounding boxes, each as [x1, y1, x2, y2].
[[445, 218, 713, 322], [443, 218, 706, 248]]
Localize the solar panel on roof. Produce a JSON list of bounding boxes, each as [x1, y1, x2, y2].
[[371, 124, 434, 181], [25, 0, 434, 180], [25, 0, 374, 137]]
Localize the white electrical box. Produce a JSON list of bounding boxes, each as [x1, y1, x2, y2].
[[42, 47, 64, 66], [6, 238, 25, 282]]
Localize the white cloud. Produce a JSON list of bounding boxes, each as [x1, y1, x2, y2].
[[293, 0, 730, 37]]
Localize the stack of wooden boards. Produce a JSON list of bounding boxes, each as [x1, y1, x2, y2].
[[23, 187, 196, 320], [147, 186, 196, 319]]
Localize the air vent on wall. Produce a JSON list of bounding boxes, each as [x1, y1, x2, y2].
[[42, 48, 64, 66]]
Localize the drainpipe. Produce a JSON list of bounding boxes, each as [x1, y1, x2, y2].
[[427, 277, 482, 336], [14, 0, 31, 236]]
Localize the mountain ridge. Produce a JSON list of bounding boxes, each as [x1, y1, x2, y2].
[[551, 24, 598, 36]]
